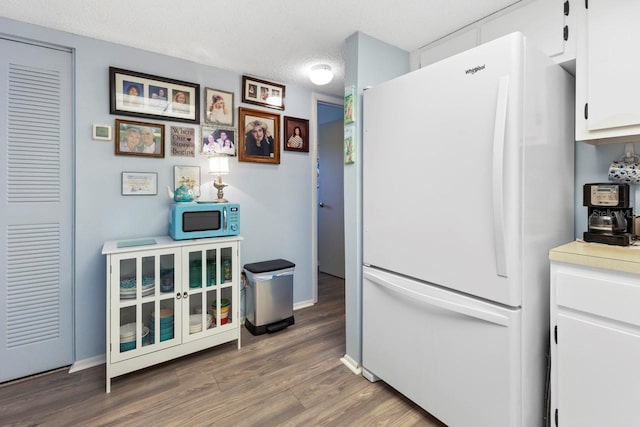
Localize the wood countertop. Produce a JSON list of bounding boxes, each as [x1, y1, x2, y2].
[[549, 240, 640, 275]]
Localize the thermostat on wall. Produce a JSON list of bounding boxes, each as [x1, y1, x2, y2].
[[92, 124, 112, 141]]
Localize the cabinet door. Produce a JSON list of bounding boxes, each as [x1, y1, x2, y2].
[[557, 313, 640, 427], [577, 0, 640, 141], [480, 0, 569, 60], [419, 29, 477, 68], [110, 249, 180, 362], [182, 242, 238, 342]]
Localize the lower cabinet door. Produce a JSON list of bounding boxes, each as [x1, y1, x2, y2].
[[557, 313, 640, 427]]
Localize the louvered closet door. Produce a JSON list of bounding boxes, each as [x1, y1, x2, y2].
[[0, 38, 73, 382]]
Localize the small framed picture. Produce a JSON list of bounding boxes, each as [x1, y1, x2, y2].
[[115, 119, 165, 158], [204, 87, 234, 126], [110, 67, 200, 123], [241, 75, 285, 110], [283, 116, 309, 153], [344, 125, 355, 164], [344, 85, 355, 124], [201, 126, 237, 156], [92, 124, 112, 141], [170, 126, 197, 158], [173, 165, 201, 197], [121, 172, 158, 196]]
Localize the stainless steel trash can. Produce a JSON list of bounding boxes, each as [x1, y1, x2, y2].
[[244, 259, 295, 335]]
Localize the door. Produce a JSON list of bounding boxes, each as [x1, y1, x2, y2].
[[317, 104, 344, 278], [0, 39, 73, 382], [362, 266, 521, 427], [586, 0, 640, 131], [557, 313, 640, 427], [363, 33, 524, 306], [110, 249, 180, 363]]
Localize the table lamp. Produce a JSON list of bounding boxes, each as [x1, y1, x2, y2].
[[209, 156, 229, 203]]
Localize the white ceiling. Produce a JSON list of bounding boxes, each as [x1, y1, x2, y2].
[[0, 0, 522, 97]]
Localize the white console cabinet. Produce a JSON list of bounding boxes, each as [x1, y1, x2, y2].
[[549, 242, 640, 427], [102, 235, 242, 393], [576, 0, 640, 143]]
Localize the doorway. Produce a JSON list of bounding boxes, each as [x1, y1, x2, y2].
[[310, 94, 344, 303], [317, 103, 345, 278]]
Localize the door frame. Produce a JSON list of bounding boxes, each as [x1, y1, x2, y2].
[[310, 93, 343, 303]]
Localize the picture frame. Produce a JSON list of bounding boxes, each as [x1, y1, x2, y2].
[[173, 165, 201, 197], [241, 75, 285, 110], [204, 87, 234, 126], [238, 107, 280, 164], [344, 125, 355, 164], [92, 124, 112, 141], [110, 67, 200, 123], [201, 126, 237, 156], [344, 85, 355, 124], [283, 116, 309, 153], [170, 126, 197, 158], [121, 172, 158, 196], [115, 119, 165, 158]]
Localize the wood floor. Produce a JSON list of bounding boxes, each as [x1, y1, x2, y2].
[[0, 273, 446, 427]]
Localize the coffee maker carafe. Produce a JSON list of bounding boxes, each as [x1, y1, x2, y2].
[[583, 183, 633, 246]]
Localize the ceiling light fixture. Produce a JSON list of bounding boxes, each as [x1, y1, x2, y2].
[[309, 64, 333, 85]]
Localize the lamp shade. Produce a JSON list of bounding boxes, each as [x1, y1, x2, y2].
[[209, 156, 229, 175], [309, 64, 333, 85]]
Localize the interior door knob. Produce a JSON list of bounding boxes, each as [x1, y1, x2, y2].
[[319, 202, 325, 208]]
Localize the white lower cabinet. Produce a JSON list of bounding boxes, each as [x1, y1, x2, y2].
[[102, 236, 241, 393], [550, 260, 640, 427]]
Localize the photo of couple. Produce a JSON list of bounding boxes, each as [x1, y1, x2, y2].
[[115, 119, 165, 158]]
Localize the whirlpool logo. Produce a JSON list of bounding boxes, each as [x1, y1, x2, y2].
[[465, 64, 486, 75]]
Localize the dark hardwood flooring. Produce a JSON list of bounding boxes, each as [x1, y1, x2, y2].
[[0, 273, 445, 426]]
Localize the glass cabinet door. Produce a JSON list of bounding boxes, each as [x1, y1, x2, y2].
[[183, 242, 237, 342], [111, 249, 180, 362]]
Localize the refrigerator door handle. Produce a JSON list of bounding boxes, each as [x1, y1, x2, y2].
[[492, 75, 510, 278], [364, 270, 511, 327]]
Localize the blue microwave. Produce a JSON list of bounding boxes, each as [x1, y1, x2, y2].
[[169, 202, 240, 240]]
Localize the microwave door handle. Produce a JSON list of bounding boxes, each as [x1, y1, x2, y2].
[[223, 206, 228, 232]]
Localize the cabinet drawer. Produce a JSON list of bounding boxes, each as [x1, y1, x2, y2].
[[556, 270, 640, 327]]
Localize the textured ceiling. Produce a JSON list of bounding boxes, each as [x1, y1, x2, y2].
[[0, 0, 522, 97]]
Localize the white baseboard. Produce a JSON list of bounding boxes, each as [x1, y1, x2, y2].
[[362, 367, 381, 382], [293, 298, 314, 311], [340, 354, 362, 375], [68, 354, 105, 373]]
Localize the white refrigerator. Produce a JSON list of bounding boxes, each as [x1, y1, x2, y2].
[[361, 33, 574, 427]]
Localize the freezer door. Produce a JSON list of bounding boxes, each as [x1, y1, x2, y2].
[[363, 33, 525, 306], [362, 267, 522, 427]]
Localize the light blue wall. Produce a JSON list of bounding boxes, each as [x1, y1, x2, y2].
[[1, 17, 315, 362], [343, 32, 410, 365]]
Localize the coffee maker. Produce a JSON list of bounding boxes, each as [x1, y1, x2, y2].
[[583, 183, 633, 246]]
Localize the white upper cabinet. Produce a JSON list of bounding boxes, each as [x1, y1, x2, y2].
[[480, 0, 574, 62], [576, 0, 640, 143], [417, 0, 574, 69], [419, 29, 477, 68]]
